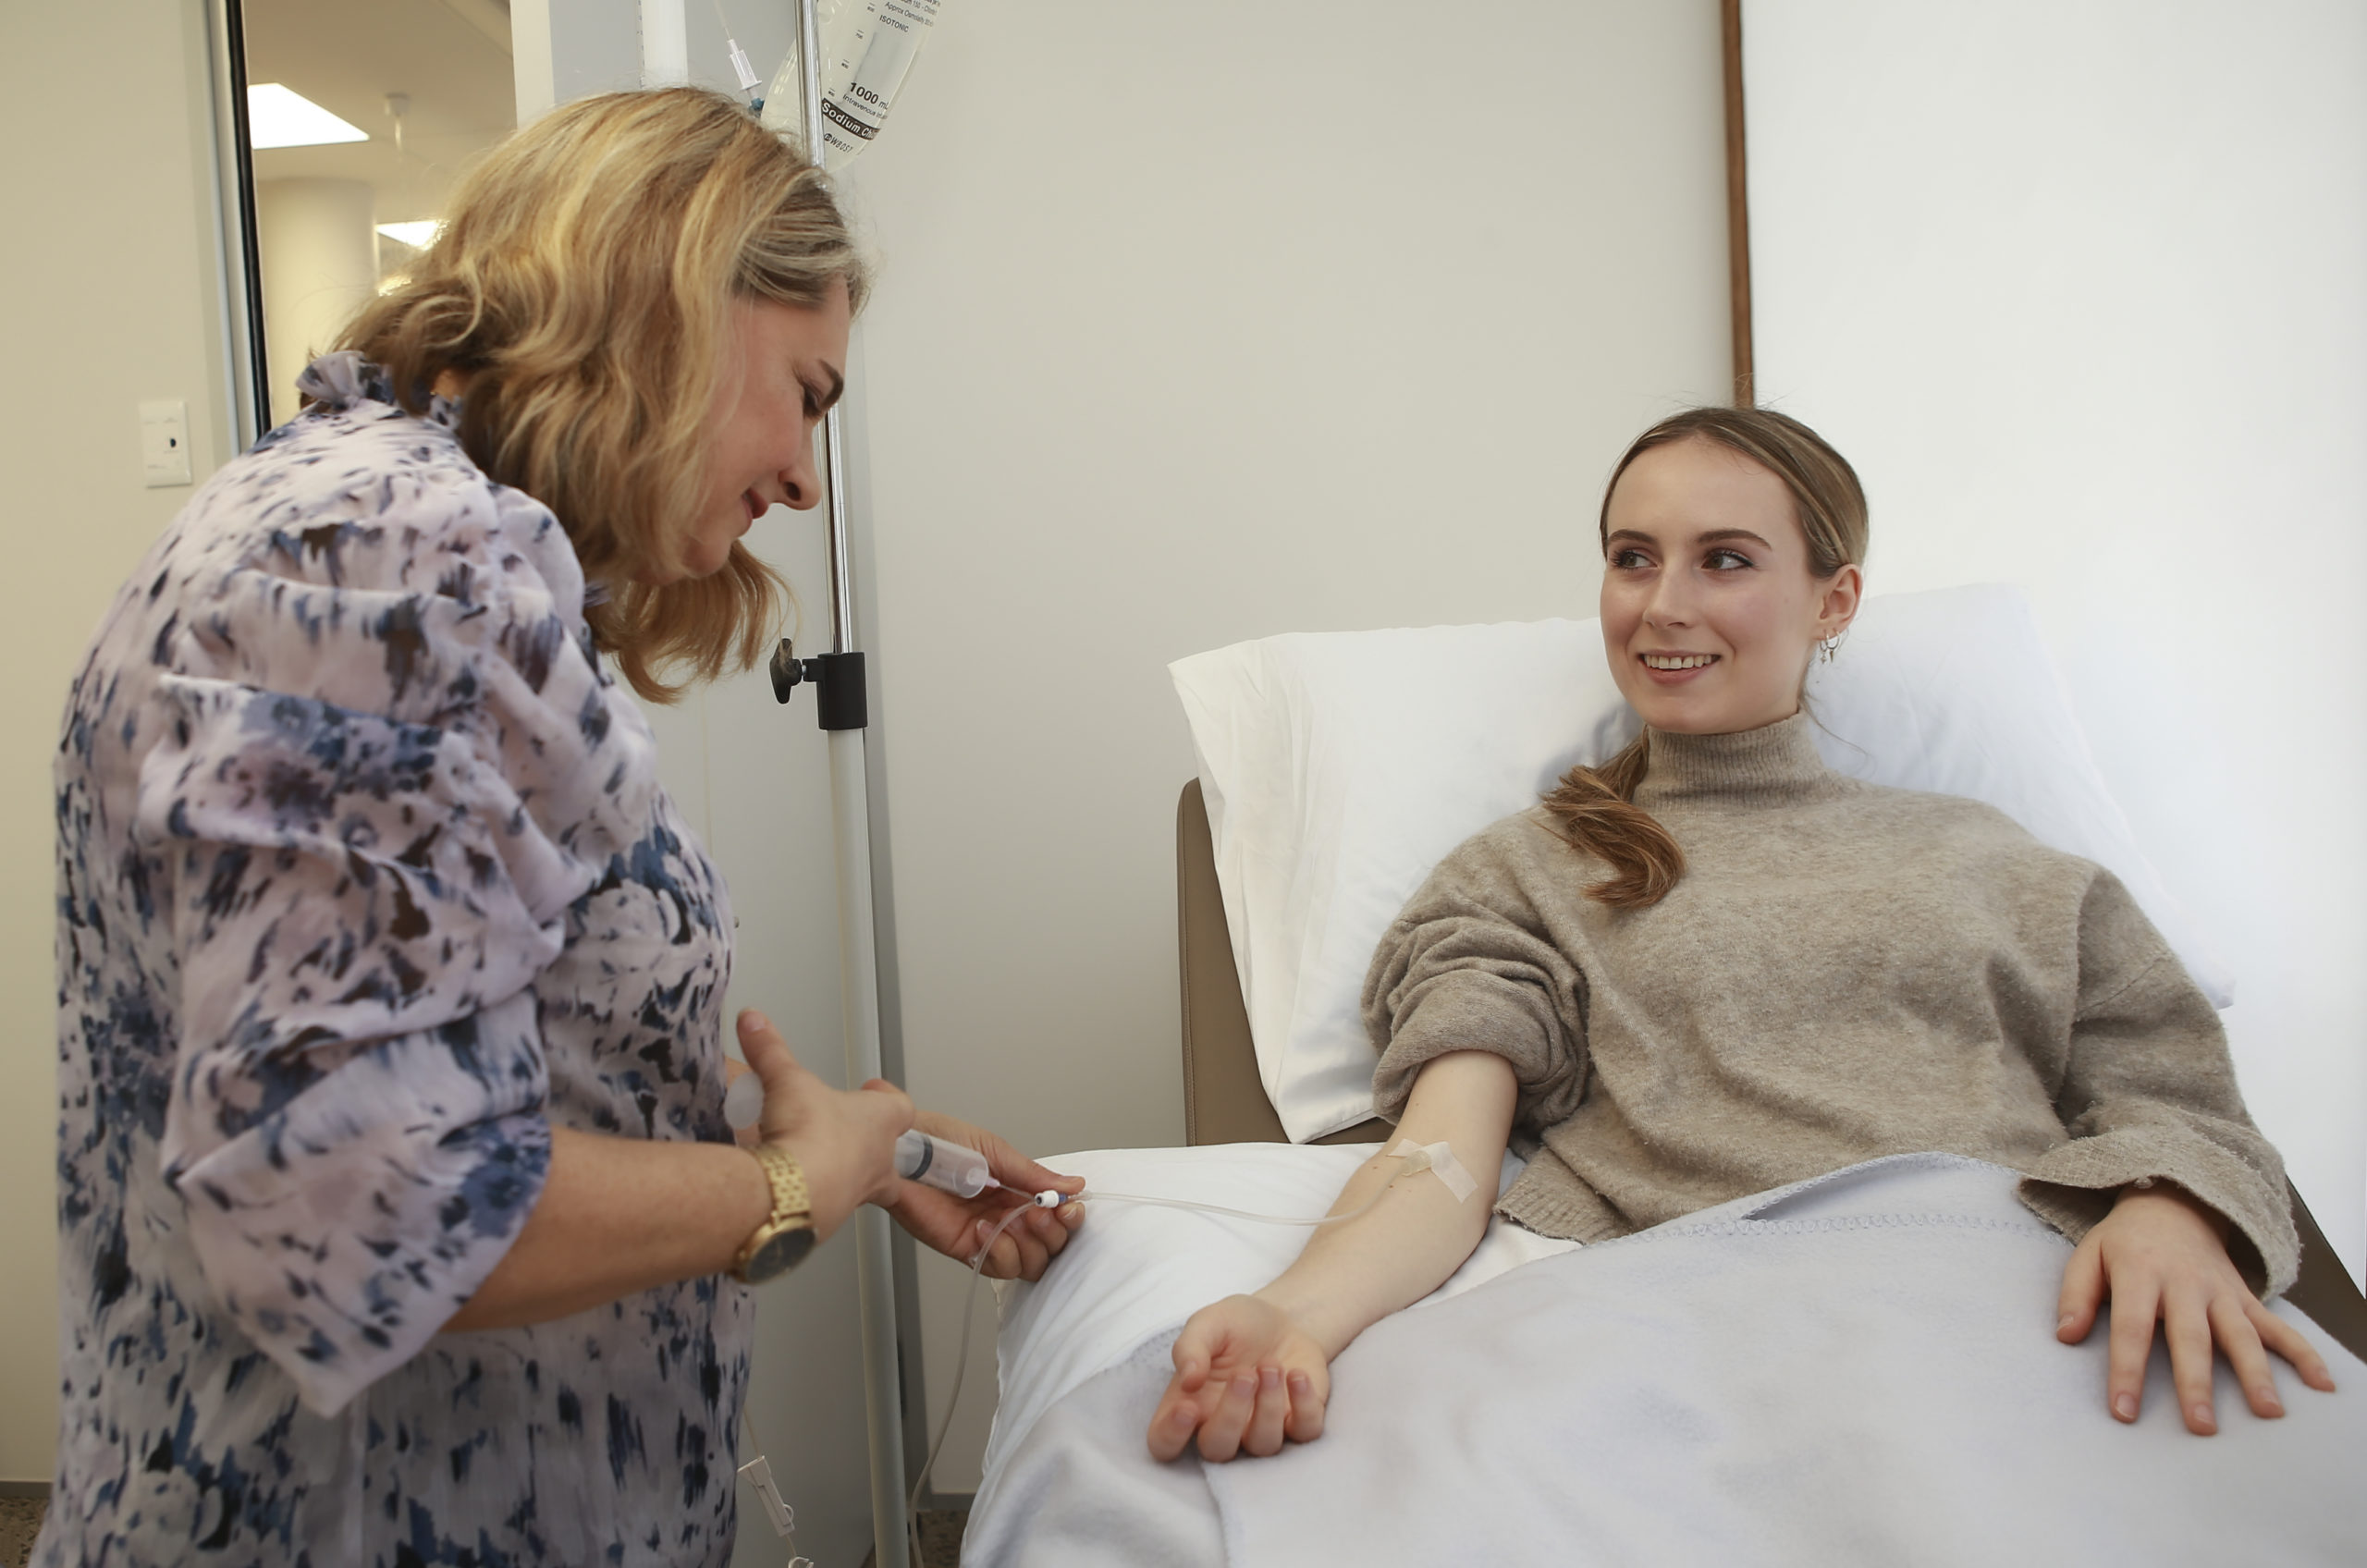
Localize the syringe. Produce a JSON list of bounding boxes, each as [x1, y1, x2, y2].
[[894, 1129, 999, 1199], [726, 1077, 1012, 1203]]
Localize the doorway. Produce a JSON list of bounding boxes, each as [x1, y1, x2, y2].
[[230, 0, 515, 429]]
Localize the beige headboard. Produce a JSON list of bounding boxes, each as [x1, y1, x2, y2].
[[1172, 781, 2367, 1359]]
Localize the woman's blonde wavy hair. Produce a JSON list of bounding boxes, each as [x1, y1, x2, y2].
[[1542, 407, 1869, 908], [337, 86, 870, 701]]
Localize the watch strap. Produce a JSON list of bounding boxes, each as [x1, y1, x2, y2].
[[731, 1143, 816, 1282]]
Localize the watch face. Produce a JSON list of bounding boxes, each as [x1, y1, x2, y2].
[[742, 1225, 816, 1282]]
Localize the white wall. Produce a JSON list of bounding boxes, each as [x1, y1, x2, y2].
[[0, 0, 236, 1482], [1744, 0, 2367, 1285], [510, 0, 643, 118], [830, 0, 1735, 1488], [255, 177, 377, 426]]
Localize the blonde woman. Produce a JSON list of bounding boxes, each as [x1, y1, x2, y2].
[[1147, 407, 2336, 1465], [40, 88, 1079, 1567]]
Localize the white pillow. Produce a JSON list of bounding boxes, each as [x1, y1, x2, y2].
[[1170, 583, 2235, 1144]]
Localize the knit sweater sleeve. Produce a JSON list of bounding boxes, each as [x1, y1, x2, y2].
[[1364, 819, 1588, 1133], [2015, 869, 2298, 1297]]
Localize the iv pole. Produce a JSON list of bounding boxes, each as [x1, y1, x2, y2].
[[644, 0, 910, 1553], [781, 3, 914, 1562]]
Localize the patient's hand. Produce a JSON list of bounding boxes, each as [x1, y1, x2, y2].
[[2055, 1183, 2336, 1434], [1147, 1293, 1331, 1463]]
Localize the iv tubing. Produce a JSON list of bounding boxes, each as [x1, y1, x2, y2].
[[1069, 1186, 1394, 1226], [906, 1201, 1035, 1563]]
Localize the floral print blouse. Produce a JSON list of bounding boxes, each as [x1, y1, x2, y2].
[[38, 354, 752, 1567]]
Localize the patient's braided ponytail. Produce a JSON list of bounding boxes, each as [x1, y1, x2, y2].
[[1543, 406, 1868, 911]]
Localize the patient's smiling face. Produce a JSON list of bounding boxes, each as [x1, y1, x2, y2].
[[1599, 436, 1861, 735]]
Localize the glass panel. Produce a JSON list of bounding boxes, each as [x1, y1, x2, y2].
[[239, 0, 516, 427]]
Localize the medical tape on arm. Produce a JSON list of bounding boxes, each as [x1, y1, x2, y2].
[[1388, 1138, 1478, 1203]]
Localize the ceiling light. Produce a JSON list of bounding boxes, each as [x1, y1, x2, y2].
[[375, 220, 443, 250], [248, 83, 369, 150]]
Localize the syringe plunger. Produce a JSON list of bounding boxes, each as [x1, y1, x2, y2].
[[723, 1071, 764, 1131]]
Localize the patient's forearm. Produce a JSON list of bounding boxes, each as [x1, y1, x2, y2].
[[1257, 1051, 1516, 1358], [1257, 1152, 1488, 1358]]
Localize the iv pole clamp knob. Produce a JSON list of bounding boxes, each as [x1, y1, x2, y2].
[[769, 638, 869, 731]]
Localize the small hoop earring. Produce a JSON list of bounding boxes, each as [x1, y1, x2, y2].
[[1818, 633, 1842, 665]]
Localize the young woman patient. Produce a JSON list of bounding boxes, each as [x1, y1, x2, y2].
[[1147, 406, 2336, 1464]]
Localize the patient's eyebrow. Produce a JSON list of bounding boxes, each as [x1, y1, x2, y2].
[[1609, 526, 1775, 547]]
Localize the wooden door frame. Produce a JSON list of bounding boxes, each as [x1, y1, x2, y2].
[[1722, 0, 1753, 406]]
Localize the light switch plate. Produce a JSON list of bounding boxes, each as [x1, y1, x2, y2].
[[141, 398, 192, 487]]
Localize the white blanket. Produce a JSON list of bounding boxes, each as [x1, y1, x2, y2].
[[968, 1152, 2364, 1566], [978, 1141, 1568, 1504]]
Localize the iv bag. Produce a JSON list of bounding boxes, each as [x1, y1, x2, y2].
[[761, 0, 947, 169]]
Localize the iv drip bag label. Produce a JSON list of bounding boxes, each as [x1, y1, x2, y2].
[[762, 0, 948, 170]]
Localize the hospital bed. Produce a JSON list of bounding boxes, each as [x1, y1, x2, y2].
[[963, 588, 2367, 1565]]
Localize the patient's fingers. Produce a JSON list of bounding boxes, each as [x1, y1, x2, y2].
[[1196, 1371, 1259, 1464], [1171, 1320, 1220, 1392], [2104, 1279, 2159, 1423], [1284, 1369, 1326, 1444], [2247, 1300, 2336, 1392], [2055, 1235, 2104, 1343], [1242, 1366, 1290, 1458], [1147, 1394, 1199, 1462], [2163, 1289, 2217, 1434], [1152, 1296, 1326, 1463], [2212, 1298, 2284, 1420]]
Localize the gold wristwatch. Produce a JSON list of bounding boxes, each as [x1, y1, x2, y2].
[[730, 1144, 816, 1283]]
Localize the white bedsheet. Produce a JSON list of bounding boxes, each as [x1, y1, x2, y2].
[[968, 1151, 2366, 1567]]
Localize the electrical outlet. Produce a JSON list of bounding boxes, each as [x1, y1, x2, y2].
[[141, 399, 192, 487]]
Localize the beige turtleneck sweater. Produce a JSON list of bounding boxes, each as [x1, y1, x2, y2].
[[1364, 713, 2297, 1295]]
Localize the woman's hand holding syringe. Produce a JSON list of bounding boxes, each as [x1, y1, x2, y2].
[[724, 1011, 1084, 1280], [883, 1123, 1086, 1279]]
